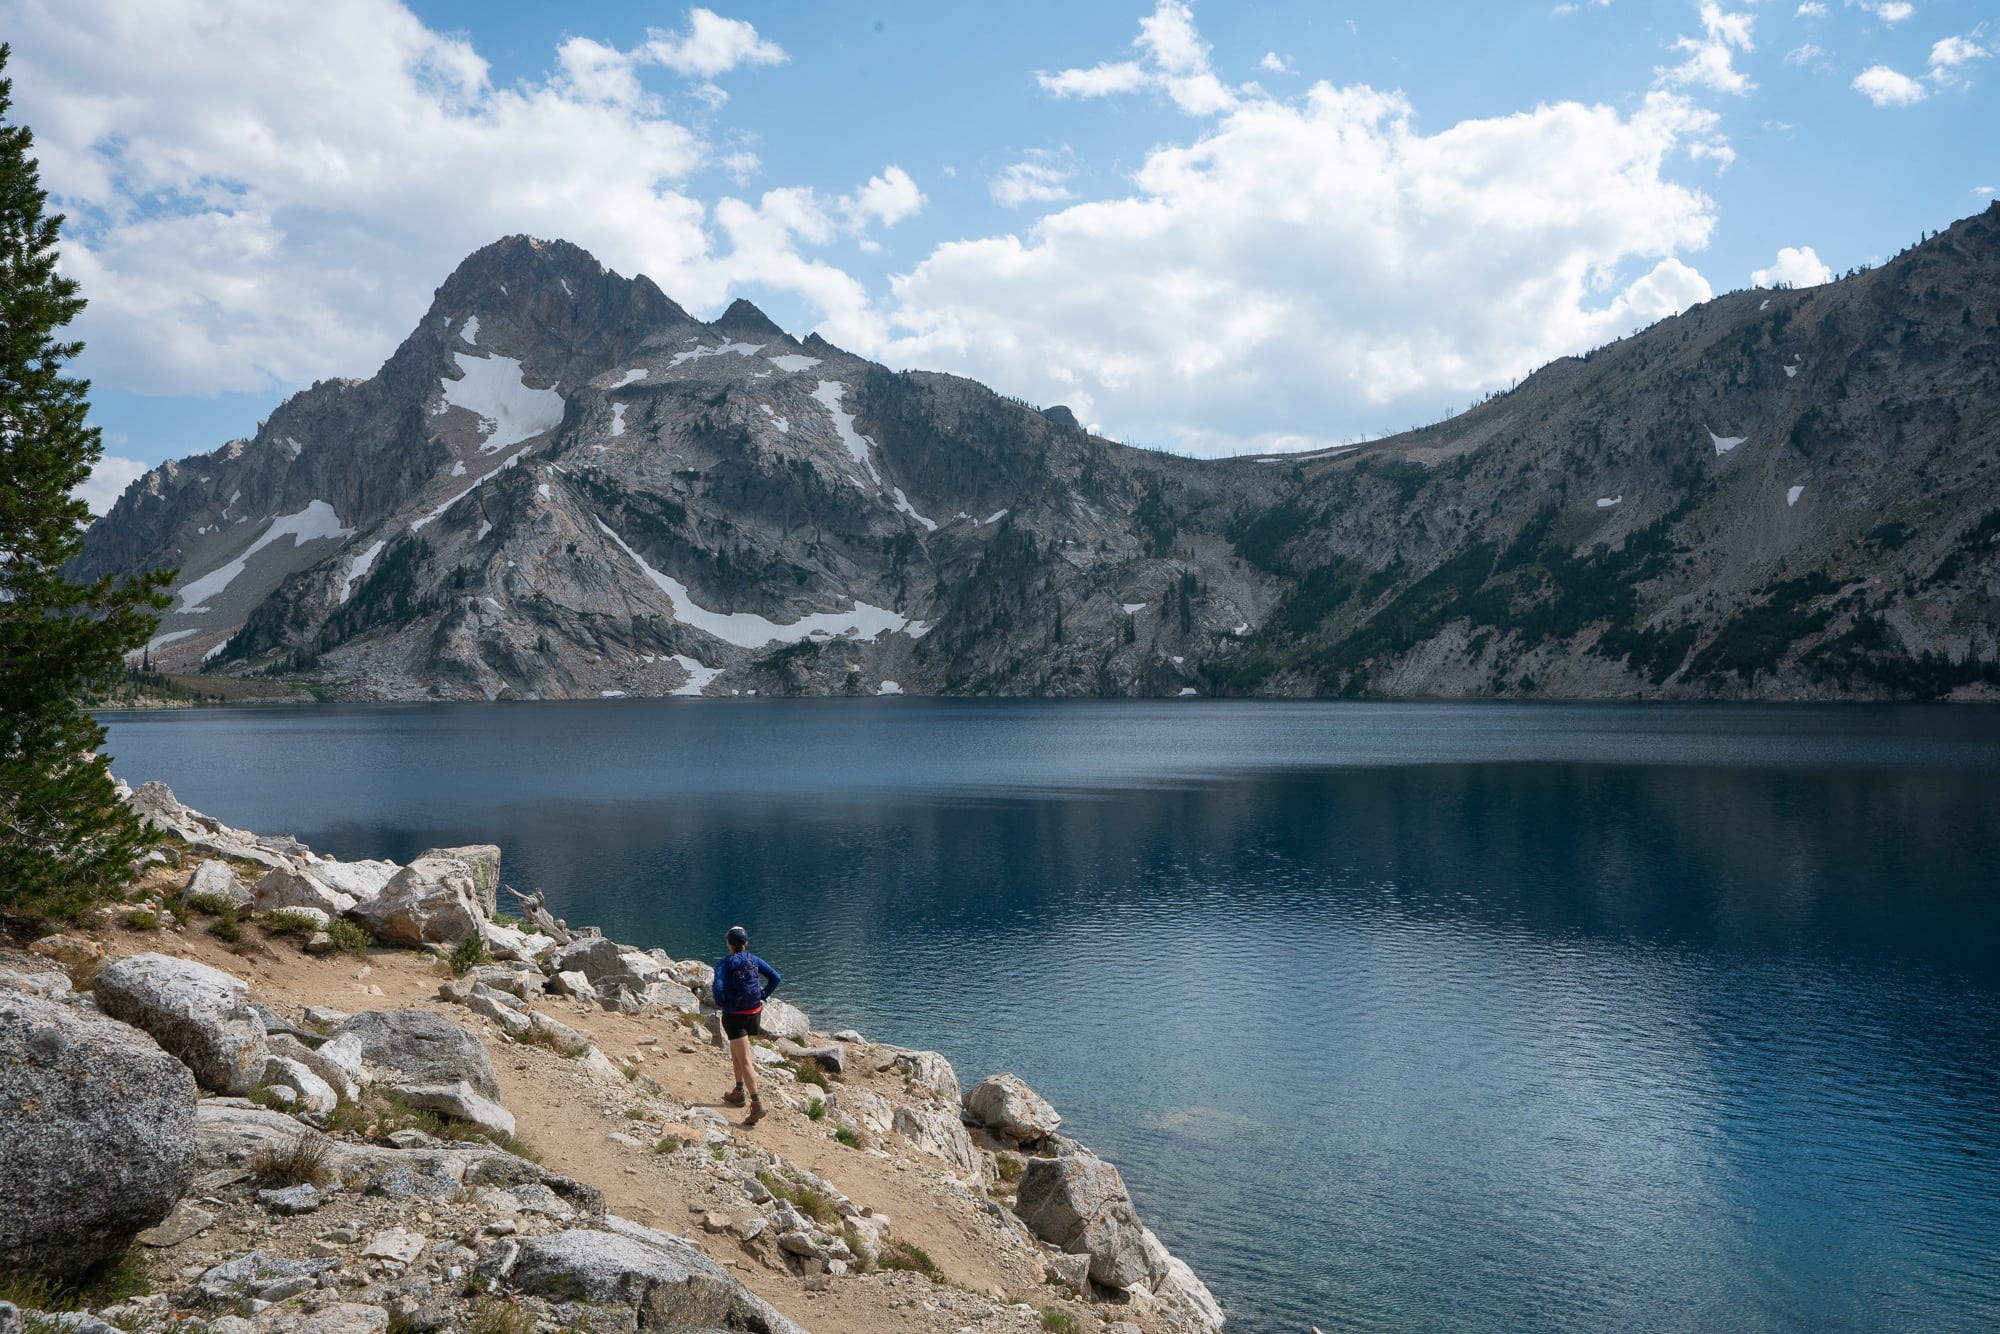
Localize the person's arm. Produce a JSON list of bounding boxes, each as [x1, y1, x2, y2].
[[711, 960, 724, 1007], [758, 957, 782, 998]]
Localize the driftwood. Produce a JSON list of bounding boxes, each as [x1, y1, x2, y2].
[[504, 885, 572, 946]]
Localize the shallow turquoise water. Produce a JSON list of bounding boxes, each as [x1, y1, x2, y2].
[[101, 700, 2000, 1332]]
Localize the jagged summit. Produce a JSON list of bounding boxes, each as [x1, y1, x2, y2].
[[713, 297, 789, 339]]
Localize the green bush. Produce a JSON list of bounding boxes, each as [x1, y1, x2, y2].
[[123, 908, 160, 931], [186, 891, 233, 915], [654, 1135, 683, 1154], [208, 908, 242, 943], [258, 908, 321, 937], [326, 919, 370, 955], [876, 1240, 942, 1280], [449, 933, 491, 977], [806, 1096, 826, 1121], [834, 1126, 860, 1149]]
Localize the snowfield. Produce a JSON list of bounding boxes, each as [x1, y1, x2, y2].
[[177, 501, 353, 611], [339, 539, 387, 604], [441, 352, 564, 453], [596, 518, 918, 649]]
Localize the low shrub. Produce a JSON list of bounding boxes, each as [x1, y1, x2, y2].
[[757, 1169, 839, 1226], [654, 1136, 683, 1154], [326, 919, 370, 955], [208, 908, 241, 944], [468, 1297, 535, 1334], [995, 1153, 1026, 1184], [787, 1060, 830, 1091], [806, 1096, 826, 1121], [258, 909, 321, 937], [876, 1240, 942, 1281], [1041, 1310, 1081, 1334], [834, 1126, 860, 1149], [124, 908, 161, 931], [186, 892, 233, 915], [448, 934, 491, 977]]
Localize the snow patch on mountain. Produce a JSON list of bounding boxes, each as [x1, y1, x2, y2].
[[596, 518, 916, 649], [767, 354, 820, 373], [339, 538, 387, 604], [669, 340, 763, 369], [1708, 428, 1746, 456], [669, 654, 724, 697], [177, 501, 353, 611], [441, 352, 564, 453]]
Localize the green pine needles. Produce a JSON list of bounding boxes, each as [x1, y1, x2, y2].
[[0, 44, 174, 920]]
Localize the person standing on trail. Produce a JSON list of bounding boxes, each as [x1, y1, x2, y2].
[[714, 925, 782, 1125]]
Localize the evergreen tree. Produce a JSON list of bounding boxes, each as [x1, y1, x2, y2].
[[0, 45, 173, 919]]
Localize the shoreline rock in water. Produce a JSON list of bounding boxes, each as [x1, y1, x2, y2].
[[0, 780, 1229, 1333]]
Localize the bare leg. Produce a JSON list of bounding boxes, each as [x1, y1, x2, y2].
[[729, 1035, 759, 1101]]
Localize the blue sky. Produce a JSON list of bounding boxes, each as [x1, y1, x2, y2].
[[4, 0, 1992, 508]]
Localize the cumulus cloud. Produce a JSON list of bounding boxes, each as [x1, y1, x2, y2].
[[1258, 52, 1294, 74], [1852, 64, 1929, 104], [9, 0, 907, 399], [1658, 2, 1758, 95], [1850, 1, 1914, 25], [990, 151, 1078, 207], [1928, 34, 1990, 87], [1797, 2, 1828, 16], [1751, 245, 1834, 288], [72, 455, 150, 516], [846, 77, 1722, 454], [641, 7, 787, 79], [1038, 1, 1239, 115]]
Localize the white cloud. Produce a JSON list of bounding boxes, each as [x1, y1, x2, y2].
[[1977, 185, 1997, 197], [1259, 52, 1294, 74], [1785, 43, 1831, 68], [72, 455, 150, 516], [1659, 3, 1758, 95], [1850, 1, 1914, 25], [1038, 1, 1240, 115], [10, 0, 900, 399], [1852, 63, 1929, 104], [641, 7, 787, 79], [1928, 34, 1990, 87], [845, 83, 1722, 454], [1751, 245, 1833, 288], [1797, 2, 1828, 16], [990, 152, 1078, 208]]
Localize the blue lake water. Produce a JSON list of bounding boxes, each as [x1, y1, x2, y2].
[[99, 700, 2000, 1332]]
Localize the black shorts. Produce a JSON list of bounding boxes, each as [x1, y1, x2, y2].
[[722, 1010, 762, 1041]]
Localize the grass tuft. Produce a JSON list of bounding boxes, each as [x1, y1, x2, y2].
[[325, 919, 370, 956], [834, 1126, 860, 1149], [757, 1169, 839, 1226], [654, 1136, 683, 1155], [250, 1132, 334, 1187], [257, 909, 322, 937], [1040, 1310, 1081, 1334], [124, 908, 161, 931], [877, 1239, 942, 1281], [806, 1096, 826, 1122]]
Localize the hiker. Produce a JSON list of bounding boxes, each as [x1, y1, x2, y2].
[[714, 924, 782, 1125]]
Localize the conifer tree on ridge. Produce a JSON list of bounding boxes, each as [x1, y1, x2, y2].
[[0, 43, 174, 919]]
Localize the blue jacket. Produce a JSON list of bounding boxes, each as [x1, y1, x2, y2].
[[713, 951, 781, 1013]]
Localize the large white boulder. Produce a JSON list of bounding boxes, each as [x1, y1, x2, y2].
[[500, 1219, 806, 1334], [1014, 1149, 1168, 1292], [182, 859, 253, 911], [306, 858, 400, 904], [320, 1008, 502, 1102], [891, 1104, 985, 1184], [348, 856, 485, 945], [420, 844, 501, 916], [93, 952, 270, 1095], [252, 866, 356, 918], [964, 1072, 1062, 1144]]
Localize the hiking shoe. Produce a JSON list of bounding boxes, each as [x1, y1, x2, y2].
[[722, 1086, 746, 1106], [743, 1098, 767, 1127]]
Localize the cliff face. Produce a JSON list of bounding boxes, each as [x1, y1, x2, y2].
[[77, 207, 2000, 701]]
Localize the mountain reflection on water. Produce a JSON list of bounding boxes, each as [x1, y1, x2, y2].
[[101, 700, 2000, 1332]]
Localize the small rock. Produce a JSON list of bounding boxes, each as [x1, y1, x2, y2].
[[136, 1201, 216, 1248], [605, 1132, 642, 1150], [360, 1229, 426, 1264], [257, 1184, 324, 1215], [249, 1302, 389, 1333]]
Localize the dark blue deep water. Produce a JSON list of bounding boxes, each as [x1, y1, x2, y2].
[[100, 701, 2000, 1332]]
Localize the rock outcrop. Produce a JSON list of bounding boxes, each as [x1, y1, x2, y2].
[[348, 855, 485, 945], [965, 1073, 1062, 1144], [320, 1008, 502, 1101], [0, 989, 199, 1283], [92, 952, 271, 1095]]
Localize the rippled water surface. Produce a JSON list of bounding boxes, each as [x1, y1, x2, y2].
[[101, 700, 2000, 1332]]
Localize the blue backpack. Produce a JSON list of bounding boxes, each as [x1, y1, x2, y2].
[[718, 953, 765, 1011]]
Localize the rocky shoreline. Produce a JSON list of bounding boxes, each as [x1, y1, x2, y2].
[[0, 782, 1226, 1334]]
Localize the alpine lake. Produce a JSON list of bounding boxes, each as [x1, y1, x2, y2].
[[99, 699, 2000, 1333]]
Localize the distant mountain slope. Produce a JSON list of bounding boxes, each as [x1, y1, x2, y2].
[[77, 206, 2000, 701], [1199, 202, 2000, 700]]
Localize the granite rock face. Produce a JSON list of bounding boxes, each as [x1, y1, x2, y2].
[[320, 1008, 501, 1101], [0, 990, 199, 1283], [1015, 1150, 1167, 1292], [503, 1219, 807, 1334], [348, 856, 485, 945], [92, 952, 271, 1095]]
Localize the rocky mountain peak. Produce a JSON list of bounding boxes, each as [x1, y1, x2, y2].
[[713, 297, 789, 339]]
